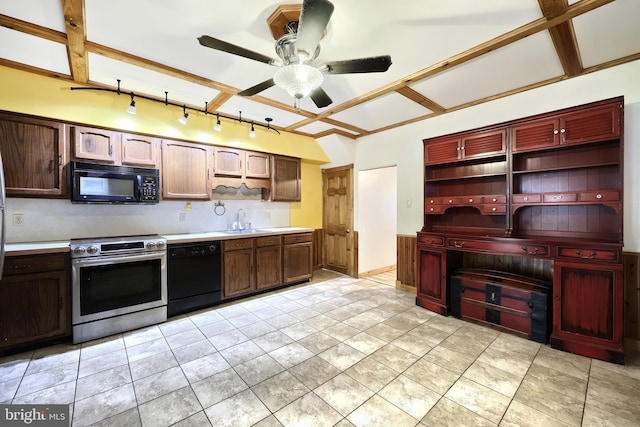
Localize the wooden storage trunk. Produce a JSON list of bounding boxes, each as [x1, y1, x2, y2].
[[450, 268, 551, 343]]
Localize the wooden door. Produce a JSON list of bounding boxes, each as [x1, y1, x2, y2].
[[0, 114, 67, 197], [416, 248, 448, 315], [551, 260, 624, 363], [271, 155, 301, 201], [223, 249, 254, 297], [121, 133, 159, 167], [214, 147, 243, 177], [72, 125, 118, 162], [245, 151, 270, 179], [322, 165, 354, 275], [161, 140, 211, 200], [256, 246, 282, 289]]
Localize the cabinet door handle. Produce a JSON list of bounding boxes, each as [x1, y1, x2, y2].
[[522, 246, 539, 255], [453, 241, 465, 248], [554, 130, 559, 135], [468, 198, 474, 203], [576, 250, 596, 260], [596, 194, 603, 199]]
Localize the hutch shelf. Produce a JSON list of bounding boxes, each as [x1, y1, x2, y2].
[[417, 96, 624, 364]]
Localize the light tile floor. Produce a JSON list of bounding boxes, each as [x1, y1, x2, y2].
[[1, 269, 639, 426]]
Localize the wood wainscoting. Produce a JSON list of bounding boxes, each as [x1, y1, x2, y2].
[[313, 229, 323, 270], [397, 234, 417, 293], [624, 252, 640, 345]]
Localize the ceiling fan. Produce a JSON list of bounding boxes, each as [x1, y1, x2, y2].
[[198, 0, 392, 109]]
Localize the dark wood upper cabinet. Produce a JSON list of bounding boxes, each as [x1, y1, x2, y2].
[[161, 140, 211, 200], [0, 113, 68, 197], [270, 155, 301, 201], [71, 125, 118, 163]]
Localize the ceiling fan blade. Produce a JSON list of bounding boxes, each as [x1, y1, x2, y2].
[[238, 78, 275, 96], [198, 35, 276, 65], [295, 0, 335, 59], [322, 55, 392, 74], [309, 87, 333, 108]]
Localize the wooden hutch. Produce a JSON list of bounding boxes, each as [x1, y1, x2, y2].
[[417, 97, 625, 364]]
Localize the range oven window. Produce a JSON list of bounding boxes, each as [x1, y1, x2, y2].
[[79, 258, 162, 316]]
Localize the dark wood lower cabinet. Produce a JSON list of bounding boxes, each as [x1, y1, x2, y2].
[[552, 260, 624, 364], [0, 253, 70, 352], [283, 233, 313, 284], [223, 232, 312, 299], [256, 236, 282, 290], [223, 239, 255, 298]]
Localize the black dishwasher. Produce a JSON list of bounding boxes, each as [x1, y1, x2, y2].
[[167, 241, 222, 317]]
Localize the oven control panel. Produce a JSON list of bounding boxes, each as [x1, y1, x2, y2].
[[70, 235, 167, 258]]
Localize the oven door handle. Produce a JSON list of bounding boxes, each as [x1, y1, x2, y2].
[[72, 251, 166, 266]]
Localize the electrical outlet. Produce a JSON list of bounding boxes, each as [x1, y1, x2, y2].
[[13, 214, 25, 226], [406, 198, 412, 207], [179, 212, 187, 222]]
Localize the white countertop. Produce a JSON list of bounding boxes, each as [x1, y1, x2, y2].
[[164, 227, 314, 244], [4, 227, 314, 255]]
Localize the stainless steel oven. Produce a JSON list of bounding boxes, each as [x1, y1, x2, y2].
[[70, 235, 167, 344]]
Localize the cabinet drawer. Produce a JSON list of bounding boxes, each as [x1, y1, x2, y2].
[[3, 253, 68, 276], [543, 192, 578, 203], [283, 233, 312, 244], [579, 190, 620, 203], [512, 194, 541, 203], [425, 204, 445, 214], [425, 198, 440, 205], [223, 239, 254, 251], [447, 238, 550, 257], [417, 234, 444, 246], [556, 246, 620, 263], [482, 204, 506, 214], [256, 235, 282, 248], [483, 195, 506, 204]]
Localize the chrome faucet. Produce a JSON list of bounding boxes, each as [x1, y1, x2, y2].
[[236, 209, 246, 230]]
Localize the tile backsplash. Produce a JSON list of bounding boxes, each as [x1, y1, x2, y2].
[[5, 198, 291, 243]]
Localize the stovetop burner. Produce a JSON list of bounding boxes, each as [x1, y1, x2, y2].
[[70, 234, 167, 258]]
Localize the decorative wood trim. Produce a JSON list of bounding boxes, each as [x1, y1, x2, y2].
[[624, 252, 640, 340], [358, 264, 396, 278], [538, 0, 583, 77], [62, 0, 88, 83], [397, 234, 417, 288], [313, 229, 323, 270]]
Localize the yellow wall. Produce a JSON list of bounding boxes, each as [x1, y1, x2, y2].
[[0, 66, 329, 227]]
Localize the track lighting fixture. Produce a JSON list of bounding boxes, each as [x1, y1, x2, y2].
[[127, 94, 136, 115], [178, 105, 189, 125], [70, 80, 280, 136]]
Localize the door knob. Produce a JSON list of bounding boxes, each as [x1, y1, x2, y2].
[[345, 229, 350, 233]]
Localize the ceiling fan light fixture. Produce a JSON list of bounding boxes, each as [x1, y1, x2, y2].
[[274, 63, 323, 99]]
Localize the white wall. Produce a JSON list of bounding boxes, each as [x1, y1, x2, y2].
[[349, 59, 640, 251], [5, 198, 291, 243], [358, 166, 397, 273]]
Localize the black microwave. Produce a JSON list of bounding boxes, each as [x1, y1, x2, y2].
[[70, 161, 160, 204]]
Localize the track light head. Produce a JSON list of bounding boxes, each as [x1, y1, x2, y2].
[[127, 95, 136, 115], [179, 105, 188, 125], [214, 114, 222, 132], [249, 122, 256, 138]]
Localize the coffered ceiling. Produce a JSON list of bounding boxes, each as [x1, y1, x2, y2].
[[1, 0, 639, 139]]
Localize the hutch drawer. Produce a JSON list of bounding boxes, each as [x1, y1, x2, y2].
[[512, 194, 541, 203], [417, 234, 444, 246], [283, 233, 313, 244], [556, 245, 620, 263]]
